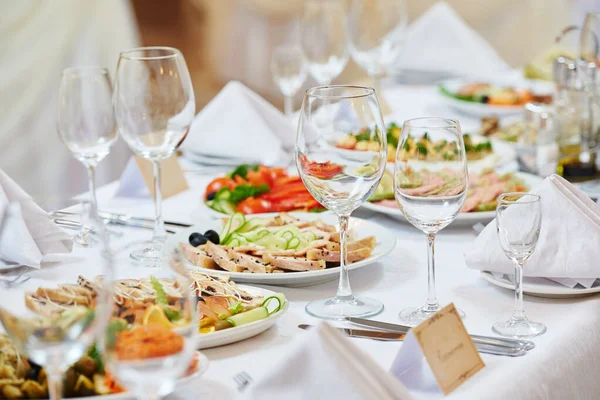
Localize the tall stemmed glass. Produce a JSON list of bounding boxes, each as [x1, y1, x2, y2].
[[492, 193, 545, 338], [114, 47, 195, 265], [394, 118, 468, 324], [0, 202, 113, 400], [100, 245, 198, 400], [348, 0, 408, 95], [296, 85, 386, 319], [271, 45, 307, 117], [301, 0, 349, 85], [57, 67, 117, 247]]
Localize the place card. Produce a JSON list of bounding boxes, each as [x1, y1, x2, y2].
[[115, 155, 188, 199], [390, 303, 484, 395]]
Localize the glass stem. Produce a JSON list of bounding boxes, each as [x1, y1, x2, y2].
[[152, 160, 166, 242], [284, 95, 294, 117], [87, 164, 98, 221], [335, 215, 353, 299], [371, 73, 382, 96], [513, 261, 526, 320], [47, 367, 63, 400], [425, 233, 439, 312]]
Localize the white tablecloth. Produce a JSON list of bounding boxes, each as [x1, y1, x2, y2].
[[4, 84, 600, 400]]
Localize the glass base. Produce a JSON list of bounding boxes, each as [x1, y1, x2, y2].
[[129, 240, 164, 266], [73, 230, 94, 248], [492, 317, 546, 338], [399, 305, 466, 326], [305, 296, 384, 320]]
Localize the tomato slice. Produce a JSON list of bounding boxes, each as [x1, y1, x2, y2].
[[204, 177, 236, 199], [236, 197, 272, 214]]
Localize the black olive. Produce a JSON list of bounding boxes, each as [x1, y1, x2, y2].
[[206, 191, 217, 201], [25, 363, 41, 380], [124, 314, 135, 324], [203, 230, 220, 244], [481, 95, 490, 104], [189, 232, 208, 247]]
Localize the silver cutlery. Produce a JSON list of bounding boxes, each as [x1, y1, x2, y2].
[[0, 266, 31, 288], [298, 324, 526, 357], [52, 211, 191, 228], [233, 370, 253, 392], [54, 218, 175, 235], [345, 317, 535, 351]]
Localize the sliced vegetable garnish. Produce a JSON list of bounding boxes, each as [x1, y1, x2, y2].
[[150, 276, 168, 306], [261, 293, 286, 315]]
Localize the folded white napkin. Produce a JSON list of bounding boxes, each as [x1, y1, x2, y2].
[[243, 322, 414, 400], [0, 169, 73, 269], [396, 2, 512, 79], [465, 174, 600, 288], [182, 81, 295, 166]]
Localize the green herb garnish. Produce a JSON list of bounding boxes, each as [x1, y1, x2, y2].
[[228, 302, 244, 315], [150, 276, 168, 306], [163, 307, 182, 321], [106, 319, 128, 347], [416, 142, 428, 155], [87, 345, 104, 373], [228, 164, 259, 180]]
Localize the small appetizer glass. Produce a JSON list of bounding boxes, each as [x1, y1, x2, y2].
[[100, 245, 198, 400], [492, 193, 546, 338], [296, 85, 387, 319], [394, 118, 468, 324], [114, 47, 195, 266], [0, 201, 113, 400], [57, 67, 117, 247]]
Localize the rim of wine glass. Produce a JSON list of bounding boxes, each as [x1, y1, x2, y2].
[[62, 66, 110, 76], [119, 46, 183, 61], [305, 85, 375, 99], [402, 117, 460, 129], [497, 192, 541, 205]]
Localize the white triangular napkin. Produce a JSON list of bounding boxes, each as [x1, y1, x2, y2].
[[183, 81, 295, 166], [465, 174, 600, 286], [243, 322, 414, 400], [397, 2, 512, 79], [0, 169, 73, 269]]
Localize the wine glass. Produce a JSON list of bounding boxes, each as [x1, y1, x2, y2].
[[271, 45, 307, 117], [348, 0, 408, 95], [57, 67, 117, 247], [492, 193, 545, 338], [114, 47, 195, 265], [100, 245, 198, 400], [0, 201, 113, 400], [301, 0, 349, 85], [296, 85, 387, 319], [394, 118, 468, 324]]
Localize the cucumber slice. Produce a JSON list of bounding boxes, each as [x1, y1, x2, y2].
[[286, 237, 300, 250], [262, 293, 286, 315], [219, 201, 236, 215], [221, 212, 246, 243], [226, 306, 269, 327]]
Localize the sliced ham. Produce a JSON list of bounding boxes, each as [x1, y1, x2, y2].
[[480, 182, 506, 203], [262, 254, 326, 271], [204, 242, 244, 273], [461, 193, 482, 212], [401, 173, 445, 196]]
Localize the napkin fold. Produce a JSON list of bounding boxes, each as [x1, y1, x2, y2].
[[182, 81, 295, 166], [243, 322, 414, 400], [465, 174, 600, 287], [396, 2, 512, 80], [0, 169, 73, 269]]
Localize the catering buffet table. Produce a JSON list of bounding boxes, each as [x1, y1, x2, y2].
[[6, 83, 600, 400]]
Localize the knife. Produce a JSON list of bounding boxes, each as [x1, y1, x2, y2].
[[298, 324, 526, 357], [54, 218, 176, 235], [52, 211, 191, 228], [345, 317, 535, 351]]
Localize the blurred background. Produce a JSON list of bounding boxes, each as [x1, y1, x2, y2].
[[0, 0, 597, 209]]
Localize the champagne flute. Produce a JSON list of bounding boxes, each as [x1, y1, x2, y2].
[[271, 45, 307, 117], [100, 246, 198, 400], [296, 85, 386, 319], [301, 0, 349, 85], [348, 0, 408, 95], [394, 118, 468, 324], [0, 202, 113, 400], [114, 47, 195, 266], [492, 193, 545, 338], [57, 67, 117, 247]]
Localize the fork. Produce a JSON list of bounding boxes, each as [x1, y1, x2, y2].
[[233, 371, 253, 392], [0, 266, 31, 288]]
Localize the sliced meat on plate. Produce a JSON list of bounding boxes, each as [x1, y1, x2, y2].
[[204, 242, 245, 273], [262, 254, 326, 272], [227, 249, 275, 273], [179, 243, 217, 269], [306, 247, 373, 263]]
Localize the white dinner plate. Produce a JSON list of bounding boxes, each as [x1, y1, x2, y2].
[[195, 285, 289, 348], [173, 212, 396, 287], [480, 271, 600, 299], [438, 78, 554, 117], [69, 352, 209, 400], [361, 172, 545, 226]]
